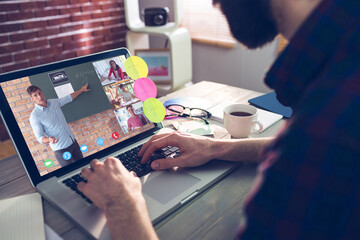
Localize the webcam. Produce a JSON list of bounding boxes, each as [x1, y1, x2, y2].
[[143, 7, 169, 26]]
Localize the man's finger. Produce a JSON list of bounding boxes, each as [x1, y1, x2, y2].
[[140, 133, 180, 164], [80, 167, 92, 179], [138, 133, 169, 157], [77, 181, 86, 192], [140, 138, 167, 164], [129, 171, 137, 177], [104, 156, 128, 173], [90, 159, 102, 171]]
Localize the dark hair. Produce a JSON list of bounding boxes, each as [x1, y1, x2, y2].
[[109, 60, 120, 70], [212, 0, 278, 49], [26, 85, 41, 95], [126, 105, 133, 111]]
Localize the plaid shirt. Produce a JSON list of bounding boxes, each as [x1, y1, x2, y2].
[[239, 0, 360, 239]]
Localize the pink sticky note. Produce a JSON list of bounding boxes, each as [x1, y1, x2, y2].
[[133, 78, 157, 102]]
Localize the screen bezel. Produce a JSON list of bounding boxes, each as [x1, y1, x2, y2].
[[0, 48, 163, 186]]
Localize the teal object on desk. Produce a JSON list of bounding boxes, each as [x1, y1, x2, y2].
[[248, 92, 293, 118]]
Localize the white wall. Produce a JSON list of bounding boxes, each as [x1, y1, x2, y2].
[[138, 0, 279, 93], [148, 36, 278, 93], [191, 40, 278, 93]]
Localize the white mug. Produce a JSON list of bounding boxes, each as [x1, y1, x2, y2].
[[223, 104, 263, 138]]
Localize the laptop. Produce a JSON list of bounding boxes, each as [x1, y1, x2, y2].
[[0, 48, 239, 239]]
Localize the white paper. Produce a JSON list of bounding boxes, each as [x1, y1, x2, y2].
[[256, 108, 283, 131], [173, 120, 214, 136], [54, 83, 75, 99], [0, 192, 46, 240], [208, 101, 235, 122]]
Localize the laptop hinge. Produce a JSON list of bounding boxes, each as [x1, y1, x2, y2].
[[180, 190, 199, 205]]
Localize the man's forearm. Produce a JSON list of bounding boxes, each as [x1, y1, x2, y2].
[[41, 136, 59, 144], [211, 137, 273, 163], [70, 88, 84, 100], [105, 196, 158, 240], [70, 84, 89, 100], [41, 136, 50, 144]]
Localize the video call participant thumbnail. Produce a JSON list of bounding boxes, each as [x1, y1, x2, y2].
[[126, 105, 147, 131], [108, 60, 124, 81], [27, 84, 90, 167], [116, 83, 136, 102]]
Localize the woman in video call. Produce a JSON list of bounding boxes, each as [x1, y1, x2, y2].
[[108, 60, 124, 81]]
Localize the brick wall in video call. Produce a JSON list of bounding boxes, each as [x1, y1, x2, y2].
[[1, 77, 124, 175], [0, 0, 127, 74]]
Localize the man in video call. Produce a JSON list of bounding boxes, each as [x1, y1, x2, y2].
[[28, 84, 90, 167], [77, 0, 360, 239], [116, 83, 136, 103], [126, 105, 147, 131]]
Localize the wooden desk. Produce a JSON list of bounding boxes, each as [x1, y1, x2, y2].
[[0, 81, 284, 239], [0, 139, 16, 159]]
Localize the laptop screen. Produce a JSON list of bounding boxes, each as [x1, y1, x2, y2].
[[0, 48, 160, 182]]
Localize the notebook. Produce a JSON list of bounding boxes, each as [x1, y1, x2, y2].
[[248, 92, 293, 118], [0, 48, 239, 239], [0, 192, 45, 240]]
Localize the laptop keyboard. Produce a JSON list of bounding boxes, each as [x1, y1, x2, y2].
[[62, 144, 180, 203], [62, 174, 92, 204]]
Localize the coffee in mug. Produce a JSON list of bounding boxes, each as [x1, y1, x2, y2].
[[223, 104, 263, 138], [230, 111, 252, 117]]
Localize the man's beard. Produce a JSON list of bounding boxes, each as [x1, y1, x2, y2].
[[215, 0, 278, 49]]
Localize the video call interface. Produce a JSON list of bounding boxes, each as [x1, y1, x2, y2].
[[1, 54, 155, 176]]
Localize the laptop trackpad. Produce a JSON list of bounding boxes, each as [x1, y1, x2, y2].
[[143, 171, 200, 205]]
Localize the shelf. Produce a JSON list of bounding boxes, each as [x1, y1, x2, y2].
[[124, 0, 192, 96], [127, 22, 178, 33]]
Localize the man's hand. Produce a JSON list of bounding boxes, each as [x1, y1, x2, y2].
[[138, 131, 217, 170], [48, 136, 59, 144], [71, 83, 90, 100], [77, 158, 141, 210], [77, 158, 158, 240], [139, 132, 271, 169], [80, 83, 90, 93], [42, 136, 59, 144]]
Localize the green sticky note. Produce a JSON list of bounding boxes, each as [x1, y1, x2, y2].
[[143, 98, 165, 123], [124, 56, 149, 80]]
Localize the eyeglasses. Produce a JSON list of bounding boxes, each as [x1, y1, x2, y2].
[[165, 104, 212, 124]]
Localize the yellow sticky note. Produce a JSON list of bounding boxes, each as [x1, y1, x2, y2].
[[124, 56, 148, 79], [143, 98, 165, 123]]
